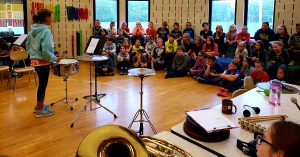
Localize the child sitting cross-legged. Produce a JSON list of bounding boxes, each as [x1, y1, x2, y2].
[[218, 61, 241, 96], [235, 41, 248, 58], [202, 36, 219, 57], [240, 57, 255, 79], [103, 37, 117, 67], [252, 40, 267, 65], [144, 36, 156, 68], [133, 49, 147, 68], [267, 41, 289, 79], [276, 64, 290, 83], [152, 38, 166, 70], [189, 50, 207, 79], [250, 61, 269, 84], [197, 55, 224, 84], [165, 33, 178, 71], [234, 54, 244, 70], [96, 51, 114, 76], [131, 39, 143, 59], [117, 45, 130, 75], [164, 45, 190, 78]]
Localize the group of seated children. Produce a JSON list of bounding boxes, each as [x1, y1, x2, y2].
[[92, 20, 299, 95]]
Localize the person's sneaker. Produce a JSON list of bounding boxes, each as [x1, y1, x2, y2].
[[217, 88, 228, 97], [35, 105, 54, 118], [193, 76, 198, 80], [124, 69, 128, 75], [164, 73, 168, 79], [217, 88, 223, 96], [197, 77, 205, 82], [108, 72, 114, 76], [33, 104, 49, 113], [289, 60, 295, 65], [120, 69, 124, 75]]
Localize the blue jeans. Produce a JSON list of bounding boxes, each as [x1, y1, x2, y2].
[[202, 74, 222, 85]]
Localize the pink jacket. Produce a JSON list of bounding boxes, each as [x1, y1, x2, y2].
[[202, 43, 219, 56], [132, 27, 145, 36]]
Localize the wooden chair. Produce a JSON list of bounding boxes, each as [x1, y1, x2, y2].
[[232, 76, 255, 98], [9, 51, 37, 91], [0, 65, 10, 88]]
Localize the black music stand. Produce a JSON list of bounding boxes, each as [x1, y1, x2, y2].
[[70, 55, 117, 128], [83, 37, 106, 101], [128, 68, 157, 135]]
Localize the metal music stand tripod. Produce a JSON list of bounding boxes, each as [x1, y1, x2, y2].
[[128, 68, 157, 135], [50, 52, 78, 110], [82, 63, 106, 102], [70, 55, 117, 128], [50, 74, 78, 110]]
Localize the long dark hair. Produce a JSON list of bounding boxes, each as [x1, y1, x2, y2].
[[244, 57, 254, 67], [206, 36, 215, 51], [270, 121, 300, 156], [255, 40, 265, 52]]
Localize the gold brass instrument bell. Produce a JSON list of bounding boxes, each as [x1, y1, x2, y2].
[[76, 125, 193, 157], [238, 115, 287, 134], [11, 45, 26, 51]]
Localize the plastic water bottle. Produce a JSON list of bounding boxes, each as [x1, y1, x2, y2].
[[269, 80, 282, 107]]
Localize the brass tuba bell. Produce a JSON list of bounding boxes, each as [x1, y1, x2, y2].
[[76, 125, 192, 157]]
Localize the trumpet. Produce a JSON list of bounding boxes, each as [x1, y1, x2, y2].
[[238, 115, 287, 133], [76, 125, 193, 157]]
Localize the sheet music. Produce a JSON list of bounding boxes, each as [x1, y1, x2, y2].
[[13, 34, 28, 46], [186, 109, 238, 133], [86, 38, 99, 54]]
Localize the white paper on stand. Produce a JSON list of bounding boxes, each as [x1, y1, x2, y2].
[[86, 38, 99, 54], [13, 34, 28, 46], [186, 109, 238, 133]]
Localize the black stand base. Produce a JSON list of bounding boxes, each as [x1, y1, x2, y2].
[[83, 93, 106, 102]]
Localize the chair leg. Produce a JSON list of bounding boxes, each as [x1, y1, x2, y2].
[[14, 73, 17, 91], [0, 71, 3, 87], [28, 71, 31, 84], [33, 71, 37, 87], [7, 70, 10, 89]]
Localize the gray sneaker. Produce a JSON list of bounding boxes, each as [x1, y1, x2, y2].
[[35, 105, 54, 118]]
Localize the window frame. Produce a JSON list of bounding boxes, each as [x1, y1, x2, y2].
[[93, 0, 120, 28], [208, 0, 238, 29], [125, 0, 150, 29], [0, 0, 28, 35], [243, 0, 276, 31]]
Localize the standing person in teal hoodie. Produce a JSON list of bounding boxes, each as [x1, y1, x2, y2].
[[26, 9, 57, 117]]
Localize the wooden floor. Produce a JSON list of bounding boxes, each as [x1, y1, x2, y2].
[[0, 62, 230, 157]]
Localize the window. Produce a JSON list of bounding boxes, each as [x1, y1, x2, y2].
[[0, 1, 25, 35], [95, 0, 118, 29], [126, 0, 150, 31], [245, 0, 275, 36], [209, 0, 237, 33]]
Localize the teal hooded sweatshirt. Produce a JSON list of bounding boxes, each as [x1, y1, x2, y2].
[[26, 24, 56, 62]]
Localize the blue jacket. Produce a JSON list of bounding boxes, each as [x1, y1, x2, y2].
[[26, 24, 56, 62]]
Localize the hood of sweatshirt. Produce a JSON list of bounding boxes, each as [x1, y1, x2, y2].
[[30, 24, 48, 38]]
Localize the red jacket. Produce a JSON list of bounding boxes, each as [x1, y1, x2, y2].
[[237, 32, 250, 43]]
